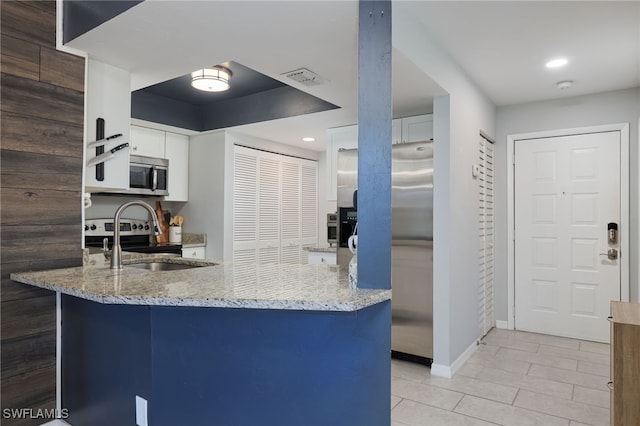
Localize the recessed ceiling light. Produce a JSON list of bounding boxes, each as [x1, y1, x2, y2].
[[556, 80, 573, 90], [546, 58, 568, 69], [302, 137, 315, 142]]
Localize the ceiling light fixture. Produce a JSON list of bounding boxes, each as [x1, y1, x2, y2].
[[546, 58, 568, 69], [191, 66, 232, 92], [302, 137, 315, 142]]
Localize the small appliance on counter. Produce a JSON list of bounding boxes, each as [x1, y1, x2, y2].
[[84, 218, 182, 255]]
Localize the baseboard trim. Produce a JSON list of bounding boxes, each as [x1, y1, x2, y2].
[[430, 340, 478, 378], [495, 320, 509, 329]]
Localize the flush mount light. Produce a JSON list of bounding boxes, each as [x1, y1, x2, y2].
[[302, 137, 315, 142], [546, 58, 568, 69], [191, 66, 232, 92]]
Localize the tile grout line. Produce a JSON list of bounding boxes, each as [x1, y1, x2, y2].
[[511, 386, 521, 406]]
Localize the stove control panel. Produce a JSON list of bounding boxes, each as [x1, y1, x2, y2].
[[84, 218, 151, 237]]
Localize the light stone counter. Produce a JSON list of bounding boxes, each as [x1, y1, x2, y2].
[[304, 246, 337, 253], [11, 253, 390, 312]]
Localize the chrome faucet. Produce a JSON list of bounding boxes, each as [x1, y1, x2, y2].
[[110, 200, 161, 270]]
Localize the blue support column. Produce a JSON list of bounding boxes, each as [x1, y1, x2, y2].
[[358, 0, 392, 290]]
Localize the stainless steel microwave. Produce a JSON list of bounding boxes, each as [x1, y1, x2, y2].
[[128, 155, 169, 196]]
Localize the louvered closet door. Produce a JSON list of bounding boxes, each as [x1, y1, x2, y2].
[[257, 154, 281, 264], [233, 145, 318, 264], [301, 163, 318, 249], [280, 160, 301, 263], [233, 148, 258, 263], [478, 137, 495, 337]]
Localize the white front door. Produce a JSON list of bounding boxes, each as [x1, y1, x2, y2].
[[514, 131, 621, 342]]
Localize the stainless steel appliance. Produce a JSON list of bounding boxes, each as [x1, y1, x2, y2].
[[84, 218, 182, 255], [327, 213, 338, 246], [128, 155, 169, 196], [337, 141, 433, 362]]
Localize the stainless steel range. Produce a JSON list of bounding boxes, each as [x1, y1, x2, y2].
[[84, 218, 182, 255]]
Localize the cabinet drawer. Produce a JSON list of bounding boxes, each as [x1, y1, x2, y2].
[[182, 246, 205, 260], [307, 251, 336, 265]]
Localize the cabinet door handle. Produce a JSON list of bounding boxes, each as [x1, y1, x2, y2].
[[607, 316, 613, 322], [607, 381, 614, 390], [151, 167, 158, 191]]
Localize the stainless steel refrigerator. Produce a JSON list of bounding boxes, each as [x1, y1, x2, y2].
[[337, 141, 433, 361]]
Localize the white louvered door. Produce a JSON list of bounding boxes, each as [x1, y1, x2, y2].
[[479, 136, 495, 337], [280, 160, 302, 263], [233, 145, 317, 264], [258, 155, 281, 264], [301, 164, 318, 251], [233, 150, 258, 263]]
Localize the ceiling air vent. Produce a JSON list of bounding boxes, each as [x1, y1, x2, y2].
[[282, 68, 325, 87]]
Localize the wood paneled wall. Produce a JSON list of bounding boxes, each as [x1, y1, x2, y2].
[[1, 1, 85, 424]]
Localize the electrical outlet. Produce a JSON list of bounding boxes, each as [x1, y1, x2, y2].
[[136, 395, 148, 426]]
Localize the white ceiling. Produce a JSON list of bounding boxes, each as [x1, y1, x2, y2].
[[68, 1, 639, 152]]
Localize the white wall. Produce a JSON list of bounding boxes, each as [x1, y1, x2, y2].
[[394, 5, 497, 372], [494, 88, 640, 321], [176, 131, 227, 260]]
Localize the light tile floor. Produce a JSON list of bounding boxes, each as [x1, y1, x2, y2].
[[391, 328, 611, 426]]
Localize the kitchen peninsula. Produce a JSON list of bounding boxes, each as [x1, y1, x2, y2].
[[11, 255, 391, 426]]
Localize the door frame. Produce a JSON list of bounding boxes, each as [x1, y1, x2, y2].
[[506, 123, 630, 329]]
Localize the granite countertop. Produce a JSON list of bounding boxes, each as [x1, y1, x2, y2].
[[304, 246, 337, 253], [10, 254, 390, 312]]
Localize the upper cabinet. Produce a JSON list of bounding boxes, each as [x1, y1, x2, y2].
[[130, 126, 190, 202], [392, 114, 433, 144], [326, 114, 432, 200], [164, 132, 189, 202], [130, 126, 165, 158], [85, 59, 131, 192]]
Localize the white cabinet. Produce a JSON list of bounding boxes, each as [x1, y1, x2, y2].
[[130, 126, 165, 158], [326, 125, 358, 201], [392, 119, 402, 145], [393, 114, 433, 144], [85, 59, 131, 192], [130, 126, 190, 202], [164, 133, 189, 202], [182, 246, 205, 259], [307, 251, 336, 265]]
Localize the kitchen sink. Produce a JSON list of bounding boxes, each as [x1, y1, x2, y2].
[[126, 262, 203, 271], [124, 258, 215, 272]]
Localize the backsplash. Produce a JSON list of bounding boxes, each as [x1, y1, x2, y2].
[[86, 195, 183, 220]]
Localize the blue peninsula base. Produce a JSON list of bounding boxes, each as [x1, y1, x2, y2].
[[62, 295, 391, 426]]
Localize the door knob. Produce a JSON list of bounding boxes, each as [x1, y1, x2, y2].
[[599, 248, 618, 260]]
